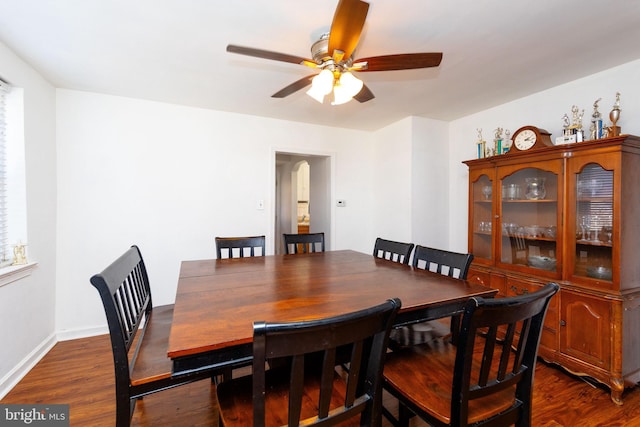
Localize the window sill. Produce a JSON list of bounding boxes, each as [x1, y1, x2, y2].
[[0, 262, 38, 288]]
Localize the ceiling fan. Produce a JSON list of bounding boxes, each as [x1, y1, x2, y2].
[[226, 0, 443, 105]]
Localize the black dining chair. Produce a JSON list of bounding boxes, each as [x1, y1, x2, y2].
[[216, 298, 401, 427], [412, 245, 474, 279], [389, 245, 474, 348], [215, 235, 266, 259], [383, 283, 559, 427], [90, 245, 219, 426], [283, 232, 325, 254], [373, 237, 414, 265]]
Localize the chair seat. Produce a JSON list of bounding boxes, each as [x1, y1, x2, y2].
[[217, 367, 362, 427], [383, 337, 516, 425], [130, 304, 175, 386]]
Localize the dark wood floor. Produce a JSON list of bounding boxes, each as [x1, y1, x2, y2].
[[2, 334, 640, 426]]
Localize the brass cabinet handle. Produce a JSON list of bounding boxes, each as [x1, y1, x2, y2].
[[510, 285, 529, 295]]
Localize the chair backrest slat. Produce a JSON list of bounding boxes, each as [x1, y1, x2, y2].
[[215, 235, 266, 259], [373, 238, 414, 265], [252, 298, 401, 427], [412, 245, 474, 279]]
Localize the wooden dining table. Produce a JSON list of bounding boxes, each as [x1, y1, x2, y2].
[[167, 249, 496, 376]]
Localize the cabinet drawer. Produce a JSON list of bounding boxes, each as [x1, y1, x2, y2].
[[506, 278, 559, 351]]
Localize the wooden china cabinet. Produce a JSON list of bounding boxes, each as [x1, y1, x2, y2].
[[464, 134, 640, 405]]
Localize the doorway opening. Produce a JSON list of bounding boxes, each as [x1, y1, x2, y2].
[[274, 152, 333, 255]]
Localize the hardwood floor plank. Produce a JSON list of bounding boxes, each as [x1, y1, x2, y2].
[[2, 335, 640, 426], [0, 335, 218, 426]]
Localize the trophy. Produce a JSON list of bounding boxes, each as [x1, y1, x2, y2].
[[493, 127, 503, 156], [476, 128, 486, 159], [562, 114, 570, 136], [609, 92, 621, 137], [559, 106, 584, 144], [590, 98, 603, 140], [503, 129, 511, 154], [11, 242, 27, 265], [571, 105, 584, 142]]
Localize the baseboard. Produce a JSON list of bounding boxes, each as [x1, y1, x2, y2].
[[56, 325, 108, 342], [0, 333, 57, 400], [0, 326, 109, 399]]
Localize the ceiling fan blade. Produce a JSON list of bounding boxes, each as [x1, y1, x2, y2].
[[353, 83, 374, 103], [328, 0, 370, 62], [271, 75, 316, 98], [354, 53, 443, 71], [227, 44, 315, 67]]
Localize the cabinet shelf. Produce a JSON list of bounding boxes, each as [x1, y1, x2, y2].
[[501, 199, 557, 203], [576, 239, 612, 247], [503, 234, 556, 243]]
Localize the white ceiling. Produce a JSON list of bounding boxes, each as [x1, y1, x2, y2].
[[1, 0, 640, 131]]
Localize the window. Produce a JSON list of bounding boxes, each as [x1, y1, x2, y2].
[[0, 77, 30, 281], [0, 78, 10, 265]]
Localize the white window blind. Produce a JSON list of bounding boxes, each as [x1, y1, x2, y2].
[[0, 78, 10, 263]]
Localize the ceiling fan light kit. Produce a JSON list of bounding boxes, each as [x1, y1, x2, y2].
[[306, 69, 335, 103], [335, 72, 364, 104], [226, 0, 442, 106], [307, 69, 364, 105]]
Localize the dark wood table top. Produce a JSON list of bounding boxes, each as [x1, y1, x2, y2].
[[168, 250, 496, 366]]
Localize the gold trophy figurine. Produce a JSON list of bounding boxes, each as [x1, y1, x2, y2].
[[590, 98, 603, 140], [609, 92, 621, 137], [12, 242, 27, 265]]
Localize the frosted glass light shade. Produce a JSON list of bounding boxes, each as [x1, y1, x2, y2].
[[331, 84, 352, 105], [307, 70, 363, 105], [340, 72, 363, 97], [331, 72, 363, 105], [306, 69, 334, 103]]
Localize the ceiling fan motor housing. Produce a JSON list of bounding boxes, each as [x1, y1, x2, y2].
[[311, 33, 332, 64]]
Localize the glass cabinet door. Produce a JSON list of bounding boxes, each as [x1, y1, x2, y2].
[[470, 172, 494, 262], [497, 163, 561, 276], [573, 162, 613, 284]]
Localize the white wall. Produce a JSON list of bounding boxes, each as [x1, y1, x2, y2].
[[370, 116, 451, 254], [0, 42, 57, 393], [447, 59, 640, 252], [410, 117, 450, 250], [371, 118, 413, 246], [54, 90, 375, 335], [307, 156, 331, 246]]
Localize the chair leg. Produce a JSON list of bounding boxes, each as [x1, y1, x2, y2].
[[118, 397, 135, 427], [213, 367, 234, 384], [382, 395, 415, 427], [382, 405, 401, 427], [450, 314, 461, 344], [398, 402, 413, 427]]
